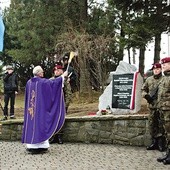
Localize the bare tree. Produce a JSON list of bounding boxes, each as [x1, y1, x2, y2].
[[54, 29, 116, 100]]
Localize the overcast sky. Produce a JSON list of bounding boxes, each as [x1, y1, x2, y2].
[[0, 0, 10, 11], [124, 33, 170, 72]]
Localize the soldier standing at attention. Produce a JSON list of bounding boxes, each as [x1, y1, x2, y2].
[[156, 57, 170, 165], [51, 63, 72, 114], [142, 63, 166, 152], [49, 63, 72, 144]]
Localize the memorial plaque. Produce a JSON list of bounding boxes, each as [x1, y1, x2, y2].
[[112, 74, 134, 109]]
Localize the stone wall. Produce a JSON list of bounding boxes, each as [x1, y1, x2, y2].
[[0, 119, 23, 141], [0, 114, 150, 146]]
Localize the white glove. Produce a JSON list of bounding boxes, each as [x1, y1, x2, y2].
[[62, 71, 68, 77]]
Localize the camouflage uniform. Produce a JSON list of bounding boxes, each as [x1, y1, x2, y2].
[[51, 76, 72, 112], [63, 79, 72, 112], [142, 74, 162, 138], [49, 76, 72, 144], [142, 73, 165, 151], [157, 72, 170, 149], [156, 70, 170, 164]]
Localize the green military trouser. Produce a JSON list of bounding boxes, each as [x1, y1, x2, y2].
[[149, 109, 164, 138], [159, 110, 170, 148]]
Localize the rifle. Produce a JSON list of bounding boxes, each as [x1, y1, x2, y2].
[[149, 85, 159, 101], [149, 80, 162, 101]]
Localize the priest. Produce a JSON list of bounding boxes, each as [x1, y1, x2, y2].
[[22, 65, 67, 154]]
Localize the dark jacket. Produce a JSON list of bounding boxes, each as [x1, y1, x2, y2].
[[3, 72, 18, 93], [64, 65, 79, 93]]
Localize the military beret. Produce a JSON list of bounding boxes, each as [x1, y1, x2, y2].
[[151, 63, 161, 70], [160, 57, 170, 64], [54, 64, 63, 70]]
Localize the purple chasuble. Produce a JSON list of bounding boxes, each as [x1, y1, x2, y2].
[[22, 76, 65, 144]]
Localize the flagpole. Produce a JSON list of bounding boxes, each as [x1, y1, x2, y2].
[[66, 63, 70, 72], [66, 51, 75, 72]]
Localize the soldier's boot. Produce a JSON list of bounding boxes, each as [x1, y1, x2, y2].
[[157, 136, 167, 152], [57, 134, 63, 144], [163, 149, 170, 165], [157, 149, 169, 162], [49, 135, 55, 144], [146, 138, 158, 150]]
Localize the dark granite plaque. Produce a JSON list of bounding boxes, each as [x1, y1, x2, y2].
[[112, 74, 134, 109]]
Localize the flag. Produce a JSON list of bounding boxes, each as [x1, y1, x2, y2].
[[0, 16, 5, 52]]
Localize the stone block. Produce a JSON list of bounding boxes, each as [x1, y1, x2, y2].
[[127, 120, 146, 128], [130, 135, 144, 146], [99, 138, 112, 144], [99, 131, 111, 138]]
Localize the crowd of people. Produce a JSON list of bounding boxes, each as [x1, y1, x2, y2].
[[1, 53, 170, 166]]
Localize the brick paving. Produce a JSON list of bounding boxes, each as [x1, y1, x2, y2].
[[0, 141, 169, 170]]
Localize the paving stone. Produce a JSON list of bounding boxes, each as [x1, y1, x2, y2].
[[0, 141, 169, 170]]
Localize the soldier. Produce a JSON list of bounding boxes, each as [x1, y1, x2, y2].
[[51, 63, 72, 113], [49, 63, 72, 144], [142, 63, 166, 152], [156, 57, 170, 165]]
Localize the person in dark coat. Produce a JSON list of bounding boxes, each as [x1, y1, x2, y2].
[[62, 53, 79, 93], [1, 65, 18, 121]]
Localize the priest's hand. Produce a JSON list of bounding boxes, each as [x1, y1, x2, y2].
[[63, 71, 68, 78]]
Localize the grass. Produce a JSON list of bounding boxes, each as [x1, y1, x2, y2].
[[0, 93, 24, 108], [0, 93, 25, 118], [0, 91, 101, 107], [15, 93, 25, 108], [0, 91, 101, 118], [0, 91, 149, 119]]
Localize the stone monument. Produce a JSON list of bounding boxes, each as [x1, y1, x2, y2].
[[98, 61, 143, 115]]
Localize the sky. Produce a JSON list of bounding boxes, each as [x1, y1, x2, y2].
[[124, 33, 170, 72], [0, 0, 10, 11], [0, 0, 170, 72]]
